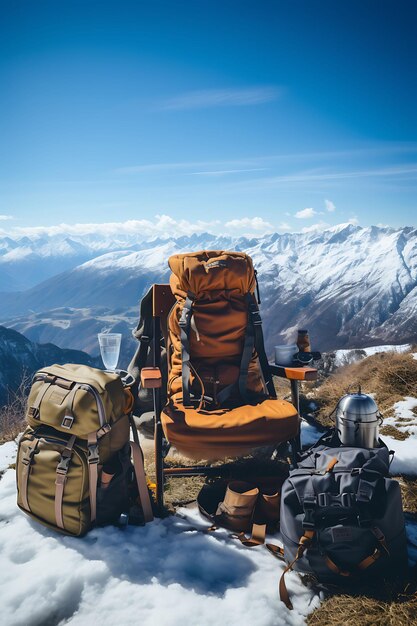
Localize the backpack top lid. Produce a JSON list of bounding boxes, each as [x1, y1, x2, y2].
[[168, 250, 256, 299]]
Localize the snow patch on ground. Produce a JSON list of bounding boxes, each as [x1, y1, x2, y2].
[[380, 434, 417, 475], [0, 439, 18, 472], [379, 396, 417, 475], [334, 344, 411, 367], [0, 456, 318, 626]]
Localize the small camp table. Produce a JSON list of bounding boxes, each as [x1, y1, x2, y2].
[[269, 363, 318, 454]]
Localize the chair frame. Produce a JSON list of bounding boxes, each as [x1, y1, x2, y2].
[[144, 284, 318, 513]]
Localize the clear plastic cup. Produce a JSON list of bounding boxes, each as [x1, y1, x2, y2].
[[98, 333, 122, 371], [274, 344, 297, 366]]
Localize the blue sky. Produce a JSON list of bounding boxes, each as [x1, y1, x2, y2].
[[1, 0, 416, 236]]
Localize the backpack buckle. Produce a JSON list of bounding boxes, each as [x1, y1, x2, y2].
[[22, 446, 37, 466], [341, 492, 352, 508], [87, 443, 99, 465], [27, 407, 40, 420], [56, 454, 72, 475], [61, 415, 74, 429], [179, 308, 191, 327], [317, 493, 331, 507], [96, 423, 111, 439], [357, 480, 373, 503], [302, 496, 316, 529], [250, 310, 262, 325]]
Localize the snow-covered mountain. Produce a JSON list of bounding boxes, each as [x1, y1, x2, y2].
[[1, 224, 416, 353], [0, 230, 239, 291]]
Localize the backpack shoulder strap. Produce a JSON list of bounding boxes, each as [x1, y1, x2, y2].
[[178, 291, 195, 407], [240, 293, 276, 399]]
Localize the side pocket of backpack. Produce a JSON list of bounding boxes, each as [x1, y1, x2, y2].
[[96, 444, 132, 526]]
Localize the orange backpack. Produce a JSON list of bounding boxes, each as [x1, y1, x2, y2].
[[166, 250, 276, 409]]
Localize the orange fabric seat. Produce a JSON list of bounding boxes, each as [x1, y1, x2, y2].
[[161, 393, 299, 460]]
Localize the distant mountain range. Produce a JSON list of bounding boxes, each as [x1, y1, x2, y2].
[[0, 325, 96, 406], [0, 224, 416, 360]]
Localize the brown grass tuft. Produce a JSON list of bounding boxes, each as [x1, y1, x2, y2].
[[397, 475, 417, 516], [0, 374, 30, 443], [308, 590, 417, 626], [380, 424, 410, 440], [313, 351, 417, 428]]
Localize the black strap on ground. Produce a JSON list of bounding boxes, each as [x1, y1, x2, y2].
[[179, 292, 195, 407]]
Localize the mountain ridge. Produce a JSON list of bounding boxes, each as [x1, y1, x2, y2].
[[1, 224, 416, 353], [0, 325, 97, 406]]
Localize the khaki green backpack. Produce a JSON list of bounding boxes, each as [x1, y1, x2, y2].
[[16, 364, 153, 536]]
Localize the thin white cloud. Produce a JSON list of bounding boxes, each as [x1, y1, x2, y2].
[[224, 217, 274, 235], [3, 215, 278, 240], [115, 150, 417, 176], [325, 199, 336, 212], [295, 208, 316, 219], [259, 164, 417, 186], [189, 168, 268, 176], [160, 86, 282, 111], [114, 159, 263, 175], [301, 221, 332, 233], [0, 214, 14, 221]]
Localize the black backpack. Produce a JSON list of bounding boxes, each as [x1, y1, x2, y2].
[[279, 432, 408, 609]]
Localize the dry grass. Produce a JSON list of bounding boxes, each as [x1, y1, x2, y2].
[[380, 424, 410, 440], [312, 351, 417, 429], [0, 375, 30, 444], [308, 590, 417, 626], [141, 435, 289, 512], [396, 475, 417, 517]]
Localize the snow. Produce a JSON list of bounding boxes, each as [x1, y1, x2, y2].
[[0, 439, 18, 472], [334, 344, 412, 367], [1, 394, 416, 625], [0, 443, 318, 626], [381, 434, 417, 475], [380, 396, 417, 475]]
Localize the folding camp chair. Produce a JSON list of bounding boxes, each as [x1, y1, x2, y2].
[[136, 284, 318, 512]]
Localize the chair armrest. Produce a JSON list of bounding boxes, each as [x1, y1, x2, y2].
[[269, 363, 318, 381], [140, 367, 162, 388]]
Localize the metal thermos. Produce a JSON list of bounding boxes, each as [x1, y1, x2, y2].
[[335, 391, 382, 448]]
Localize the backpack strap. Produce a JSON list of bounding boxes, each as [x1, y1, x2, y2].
[[279, 530, 315, 609], [130, 440, 154, 523], [239, 294, 276, 400], [87, 432, 100, 523], [178, 292, 195, 407], [54, 435, 77, 530], [27, 379, 53, 420], [129, 415, 153, 523], [19, 438, 39, 512]]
